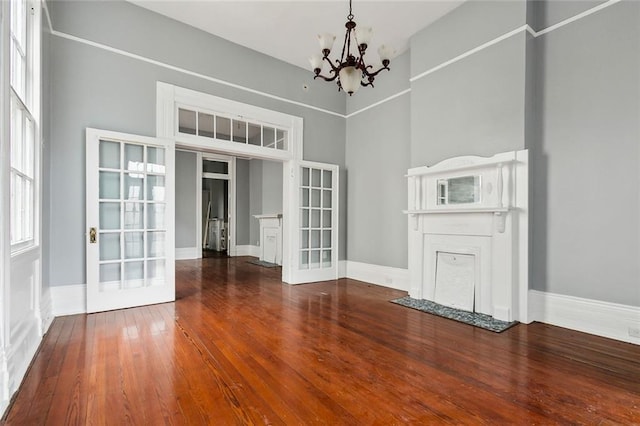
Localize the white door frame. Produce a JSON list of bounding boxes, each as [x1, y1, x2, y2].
[[197, 153, 236, 257], [156, 82, 339, 285]]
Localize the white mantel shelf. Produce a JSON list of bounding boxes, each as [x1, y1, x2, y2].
[[253, 214, 283, 219], [403, 207, 510, 215]]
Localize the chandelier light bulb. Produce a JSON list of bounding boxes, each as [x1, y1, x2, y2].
[[309, 54, 323, 73], [317, 33, 336, 54], [378, 44, 395, 64], [354, 26, 373, 49]]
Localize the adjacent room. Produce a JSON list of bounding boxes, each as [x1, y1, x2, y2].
[[1, 0, 638, 423]]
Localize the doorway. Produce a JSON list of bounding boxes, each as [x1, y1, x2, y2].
[[202, 158, 230, 258]]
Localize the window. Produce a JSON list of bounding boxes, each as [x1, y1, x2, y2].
[[9, 0, 40, 251], [177, 107, 289, 151]]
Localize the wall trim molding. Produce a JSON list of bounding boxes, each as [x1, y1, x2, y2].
[[42, 0, 622, 121], [345, 261, 409, 292], [410, 24, 530, 83], [529, 290, 640, 345], [46, 32, 343, 119], [235, 245, 260, 258], [176, 247, 200, 260], [410, 0, 621, 83], [51, 284, 87, 316], [346, 89, 411, 118]]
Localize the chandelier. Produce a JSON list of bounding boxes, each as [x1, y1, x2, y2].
[[309, 0, 395, 96]]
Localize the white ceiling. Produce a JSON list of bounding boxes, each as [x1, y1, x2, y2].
[[128, 1, 465, 71]]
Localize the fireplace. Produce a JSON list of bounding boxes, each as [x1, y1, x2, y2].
[[404, 150, 529, 322]]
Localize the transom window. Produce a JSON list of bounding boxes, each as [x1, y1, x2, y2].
[[177, 107, 289, 151]]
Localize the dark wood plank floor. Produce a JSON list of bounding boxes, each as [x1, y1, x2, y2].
[[4, 256, 640, 425]]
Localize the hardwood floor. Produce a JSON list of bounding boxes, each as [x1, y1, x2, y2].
[[4, 256, 640, 424]]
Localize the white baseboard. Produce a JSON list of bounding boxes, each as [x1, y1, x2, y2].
[[529, 290, 640, 345], [338, 260, 347, 279], [176, 247, 200, 260], [235, 245, 260, 257], [51, 284, 87, 316], [5, 316, 41, 401], [345, 261, 409, 291], [40, 289, 54, 334]]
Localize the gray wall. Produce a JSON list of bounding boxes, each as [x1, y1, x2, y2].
[[175, 151, 197, 248], [249, 160, 263, 247], [410, 1, 528, 167], [235, 159, 250, 246], [529, 1, 640, 305], [345, 52, 411, 269], [45, 1, 346, 286], [261, 161, 283, 215]]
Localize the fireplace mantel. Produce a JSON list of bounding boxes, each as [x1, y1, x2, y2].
[[404, 150, 530, 323]]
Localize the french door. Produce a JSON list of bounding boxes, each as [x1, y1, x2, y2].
[[86, 128, 175, 313], [286, 160, 339, 284]]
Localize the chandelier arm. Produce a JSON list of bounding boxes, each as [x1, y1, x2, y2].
[[313, 71, 339, 83], [321, 55, 341, 74], [362, 64, 391, 79]]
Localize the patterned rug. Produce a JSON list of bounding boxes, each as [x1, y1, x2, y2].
[[247, 259, 279, 268], [390, 296, 518, 333]]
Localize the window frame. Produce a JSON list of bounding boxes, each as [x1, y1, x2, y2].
[[9, 0, 41, 254]]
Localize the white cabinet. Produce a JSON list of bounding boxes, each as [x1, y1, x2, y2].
[[254, 214, 282, 265]]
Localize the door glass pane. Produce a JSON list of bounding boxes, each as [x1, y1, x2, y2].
[[263, 127, 275, 148], [301, 209, 309, 228], [301, 188, 309, 207], [311, 169, 321, 187], [301, 230, 309, 249], [124, 144, 144, 172], [124, 232, 144, 259], [310, 250, 320, 267], [147, 204, 165, 230], [147, 231, 165, 258], [100, 233, 121, 261], [302, 167, 310, 186], [232, 119, 247, 143], [147, 175, 165, 201], [147, 260, 165, 286], [124, 261, 144, 288], [299, 251, 309, 269], [248, 123, 261, 146], [198, 112, 215, 138], [124, 202, 144, 229], [323, 190, 332, 208], [322, 250, 332, 268], [311, 210, 320, 228], [178, 108, 196, 134], [99, 172, 120, 199], [311, 230, 320, 249], [323, 170, 332, 188], [322, 230, 331, 248], [311, 189, 321, 208], [99, 140, 120, 169], [100, 263, 121, 284], [147, 147, 165, 173], [216, 116, 231, 140], [322, 210, 331, 228], [100, 202, 120, 230], [124, 174, 143, 200]]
